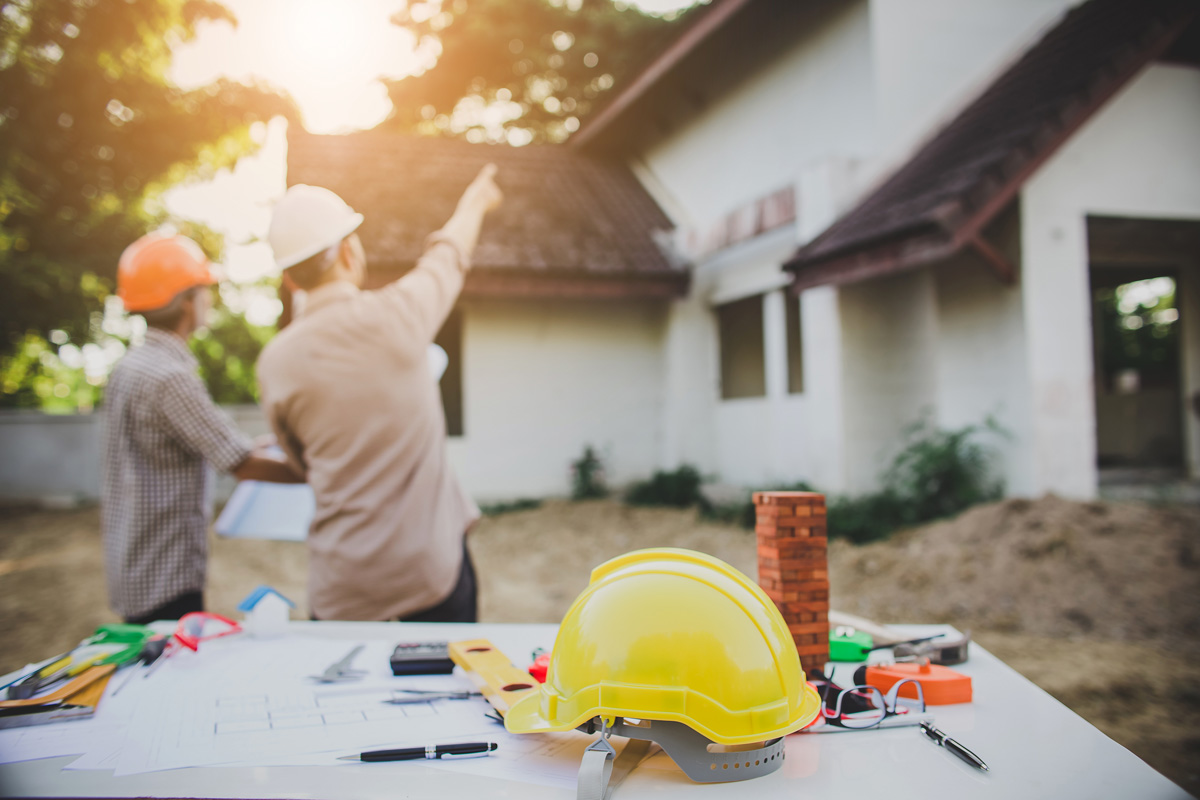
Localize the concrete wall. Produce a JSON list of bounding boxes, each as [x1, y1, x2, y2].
[[630, 0, 1090, 498], [838, 270, 940, 493], [869, 0, 1075, 162], [1, 302, 666, 507], [641, 0, 877, 230], [0, 405, 269, 506], [0, 412, 104, 506], [657, 221, 849, 491], [931, 253, 1037, 496], [447, 298, 667, 501], [1021, 64, 1200, 496]]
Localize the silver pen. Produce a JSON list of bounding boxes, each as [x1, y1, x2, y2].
[[384, 689, 481, 704], [920, 722, 989, 772]]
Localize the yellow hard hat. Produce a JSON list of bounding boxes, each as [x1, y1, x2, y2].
[[506, 548, 822, 746]]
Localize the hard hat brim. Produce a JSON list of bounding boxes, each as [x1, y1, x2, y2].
[[504, 681, 823, 746], [274, 212, 364, 270]]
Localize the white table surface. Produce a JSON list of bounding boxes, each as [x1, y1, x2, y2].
[[0, 621, 1188, 799]]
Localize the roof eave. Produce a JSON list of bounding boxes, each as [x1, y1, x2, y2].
[[364, 268, 689, 301], [785, 1, 1198, 290], [571, 0, 757, 151]]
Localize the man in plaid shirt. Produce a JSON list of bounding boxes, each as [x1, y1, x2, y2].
[[103, 234, 302, 625]]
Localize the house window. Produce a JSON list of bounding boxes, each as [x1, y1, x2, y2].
[[717, 295, 766, 399], [435, 308, 463, 437], [786, 295, 804, 394]]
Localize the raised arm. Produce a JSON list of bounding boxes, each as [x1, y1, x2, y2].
[[433, 163, 504, 262], [376, 164, 503, 346]]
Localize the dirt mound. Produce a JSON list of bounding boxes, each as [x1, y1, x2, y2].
[[830, 495, 1200, 644]]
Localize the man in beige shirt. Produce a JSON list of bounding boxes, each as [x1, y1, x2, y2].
[[258, 165, 502, 621]]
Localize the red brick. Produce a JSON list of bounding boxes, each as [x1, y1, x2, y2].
[[753, 491, 824, 504], [770, 538, 828, 554], [800, 658, 828, 675], [794, 644, 830, 656]]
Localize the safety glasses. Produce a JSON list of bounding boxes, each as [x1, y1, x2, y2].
[[173, 612, 242, 651], [814, 674, 926, 730]]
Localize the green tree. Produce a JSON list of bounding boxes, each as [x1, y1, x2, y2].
[[1093, 278, 1180, 390], [0, 0, 294, 365], [384, 0, 692, 143], [189, 292, 273, 405]]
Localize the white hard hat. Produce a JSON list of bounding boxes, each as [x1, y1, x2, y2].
[[268, 184, 364, 270]]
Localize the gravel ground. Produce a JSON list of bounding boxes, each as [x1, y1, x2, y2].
[[0, 496, 1196, 794]]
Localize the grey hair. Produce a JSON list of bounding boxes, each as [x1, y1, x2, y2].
[[140, 286, 200, 330], [283, 240, 342, 290]]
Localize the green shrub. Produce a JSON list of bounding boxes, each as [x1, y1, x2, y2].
[[699, 481, 815, 530], [883, 418, 1006, 522], [826, 417, 1006, 543], [479, 498, 543, 516], [826, 491, 908, 544], [626, 465, 704, 508], [570, 445, 608, 500]]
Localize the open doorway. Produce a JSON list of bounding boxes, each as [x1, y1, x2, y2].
[[1090, 270, 1182, 468], [1088, 216, 1200, 481]]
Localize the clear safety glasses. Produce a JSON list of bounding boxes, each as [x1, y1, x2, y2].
[[816, 676, 926, 730]]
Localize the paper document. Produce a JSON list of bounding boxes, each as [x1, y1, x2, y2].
[[216, 482, 314, 541], [109, 636, 497, 776]]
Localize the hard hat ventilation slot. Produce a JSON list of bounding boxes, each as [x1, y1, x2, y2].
[[579, 717, 786, 784]]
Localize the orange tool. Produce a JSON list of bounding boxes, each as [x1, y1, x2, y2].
[[860, 661, 972, 705]]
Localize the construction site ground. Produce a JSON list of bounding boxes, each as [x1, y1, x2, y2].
[[1, 495, 1196, 794]]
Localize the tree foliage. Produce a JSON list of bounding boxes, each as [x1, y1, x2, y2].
[[189, 293, 272, 405], [1093, 278, 1180, 390], [384, 0, 691, 144], [0, 0, 294, 361]]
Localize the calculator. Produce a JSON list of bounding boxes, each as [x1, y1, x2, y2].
[[390, 642, 455, 675]]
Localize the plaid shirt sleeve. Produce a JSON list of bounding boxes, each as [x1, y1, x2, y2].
[[156, 371, 254, 473]]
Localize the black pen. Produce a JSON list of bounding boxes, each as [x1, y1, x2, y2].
[[339, 741, 498, 762], [920, 722, 989, 772]]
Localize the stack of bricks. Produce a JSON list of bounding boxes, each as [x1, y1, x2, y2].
[[753, 491, 829, 677]]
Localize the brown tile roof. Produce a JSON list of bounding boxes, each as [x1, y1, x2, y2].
[[285, 131, 685, 299], [785, 0, 1199, 290]]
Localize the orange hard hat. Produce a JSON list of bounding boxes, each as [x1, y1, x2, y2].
[[117, 233, 217, 312]]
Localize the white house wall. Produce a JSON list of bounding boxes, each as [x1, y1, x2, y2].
[[932, 254, 1036, 497], [447, 298, 666, 501], [661, 296, 719, 474], [664, 224, 846, 490], [838, 270, 939, 493], [632, 0, 1096, 499], [1021, 64, 1200, 496], [641, 0, 877, 229], [869, 0, 1076, 164]]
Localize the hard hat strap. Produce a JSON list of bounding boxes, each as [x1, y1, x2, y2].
[[578, 736, 615, 800], [577, 726, 653, 800]]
